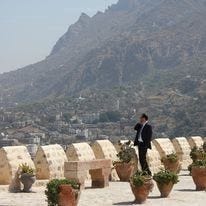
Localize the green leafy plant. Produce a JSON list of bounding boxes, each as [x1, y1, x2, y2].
[[19, 163, 34, 175], [114, 140, 135, 164], [153, 169, 179, 185], [190, 146, 206, 161], [131, 171, 151, 187], [191, 159, 206, 168], [45, 179, 80, 206], [161, 153, 179, 163]]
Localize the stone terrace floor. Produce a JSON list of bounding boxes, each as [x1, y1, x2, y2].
[[0, 171, 205, 206]]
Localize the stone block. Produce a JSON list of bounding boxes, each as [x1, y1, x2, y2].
[[64, 159, 111, 189], [0, 146, 35, 185], [187, 136, 203, 149], [34, 144, 68, 180], [66, 143, 95, 161], [152, 138, 176, 158], [172, 137, 192, 169], [91, 140, 119, 181]]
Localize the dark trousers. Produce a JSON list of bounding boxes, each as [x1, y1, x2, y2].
[[138, 144, 152, 175]]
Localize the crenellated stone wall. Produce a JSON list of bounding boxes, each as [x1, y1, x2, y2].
[[172, 137, 192, 169], [0, 146, 35, 184], [34, 144, 68, 180], [0, 137, 204, 185], [91, 140, 119, 181]]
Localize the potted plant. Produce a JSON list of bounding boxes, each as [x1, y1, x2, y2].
[[153, 169, 179, 198], [130, 171, 153, 204], [19, 163, 36, 192], [113, 140, 135, 181], [188, 145, 206, 175], [191, 159, 206, 191], [45, 179, 81, 206], [161, 153, 181, 173]]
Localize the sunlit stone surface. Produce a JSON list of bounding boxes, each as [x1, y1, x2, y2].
[[0, 171, 205, 206]]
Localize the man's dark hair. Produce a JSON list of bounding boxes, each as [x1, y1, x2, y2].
[[141, 113, 148, 121]]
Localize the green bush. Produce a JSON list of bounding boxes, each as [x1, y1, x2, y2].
[[153, 169, 179, 185], [131, 171, 151, 187], [191, 159, 206, 168], [190, 146, 206, 161], [114, 140, 135, 164], [45, 179, 80, 206], [161, 153, 179, 163]]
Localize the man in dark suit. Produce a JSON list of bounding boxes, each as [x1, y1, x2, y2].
[[134, 114, 152, 175]]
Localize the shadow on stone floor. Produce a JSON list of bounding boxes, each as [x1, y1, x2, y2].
[[113, 201, 135, 205], [148, 196, 161, 199], [176, 189, 197, 192]]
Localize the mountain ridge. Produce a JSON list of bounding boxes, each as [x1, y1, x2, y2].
[[0, 0, 206, 105]]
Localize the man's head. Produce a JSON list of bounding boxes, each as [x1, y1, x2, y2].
[[140, 113, 148, 124]]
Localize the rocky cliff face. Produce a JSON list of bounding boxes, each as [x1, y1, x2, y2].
[[0, 0, 206, 106]]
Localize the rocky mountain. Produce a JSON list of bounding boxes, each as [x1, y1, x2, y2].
[[0, 0, 206, 136]]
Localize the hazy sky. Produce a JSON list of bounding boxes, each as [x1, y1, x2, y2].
[[0, 0, 118, 73]]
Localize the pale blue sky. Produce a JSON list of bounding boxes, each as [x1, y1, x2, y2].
[[0, 0, 118, 73]]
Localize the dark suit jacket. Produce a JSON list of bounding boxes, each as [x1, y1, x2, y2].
[[134, 123, 153, 149]]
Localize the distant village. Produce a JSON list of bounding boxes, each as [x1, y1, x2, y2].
[[0, 96, 136, 158]]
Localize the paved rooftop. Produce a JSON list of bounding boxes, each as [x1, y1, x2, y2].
[[0, 171, 205, 206]]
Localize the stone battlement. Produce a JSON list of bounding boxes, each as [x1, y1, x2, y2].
[[0, 136, 205, 185]]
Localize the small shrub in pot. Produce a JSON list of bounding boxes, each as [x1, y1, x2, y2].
[[153, 169, 179, 198], [45, 179, 81, 206], [191, 160, 206, 191], [113, 140, 135, 181], [19, 163, 36, 192], [161, 153, 181, 174], [130, 171, 153, 204]]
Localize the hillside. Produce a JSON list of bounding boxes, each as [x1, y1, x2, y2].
[[0, 0, 206, 136]]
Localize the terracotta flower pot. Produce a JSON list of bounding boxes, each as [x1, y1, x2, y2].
[[115, 162, 134, 182], [58, 184, 81, 206], [162, 159, 181, 174], [130, 178, 153, 204], [191, 167, 206, 191], [156, 182, 174, 198], [20, 173, 36, 192]]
